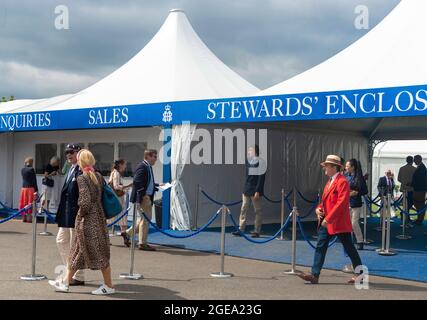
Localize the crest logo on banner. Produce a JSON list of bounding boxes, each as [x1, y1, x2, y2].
[[162, 104, 173, 123]]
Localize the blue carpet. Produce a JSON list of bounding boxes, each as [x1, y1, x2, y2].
[[148, 217, 427, 283]]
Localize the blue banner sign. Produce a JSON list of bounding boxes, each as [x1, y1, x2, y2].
[[1, 84, 426, 132]]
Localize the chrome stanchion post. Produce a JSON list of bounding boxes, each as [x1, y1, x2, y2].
[[396, 191, 411, 240], [379, 193, 397, 256], [120, 203, 143, 280], [277, 188, 286, 240], [376, 191, 387, 252], [284, 188, 301, 275], [21, 199, 47, 281], [211, 205, 233, 278]]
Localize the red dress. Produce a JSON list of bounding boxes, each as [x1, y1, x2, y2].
[[19, 188, 36, 216]]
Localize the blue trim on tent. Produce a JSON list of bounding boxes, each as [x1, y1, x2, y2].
[[1, 84, 427, 132], [162, 124, 172, 230]]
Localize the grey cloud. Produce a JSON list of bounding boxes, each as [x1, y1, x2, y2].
[[0, 0, 400, 98]]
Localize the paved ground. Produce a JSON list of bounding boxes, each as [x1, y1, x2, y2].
[[1, 221, 427, 300]]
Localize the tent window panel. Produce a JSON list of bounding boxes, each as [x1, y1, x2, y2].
[[59, 143, 84, 175], [118, 142, 147, 177], [88, 143, 114, 176], [35, 144, 58, 174]]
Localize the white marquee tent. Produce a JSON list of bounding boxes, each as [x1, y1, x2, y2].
[[0, 9, 259, 230]]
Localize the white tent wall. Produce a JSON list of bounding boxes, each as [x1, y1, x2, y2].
[[180, 124, 369, 228], [0, 133, 15, 207], [10, 128, 163, 211]]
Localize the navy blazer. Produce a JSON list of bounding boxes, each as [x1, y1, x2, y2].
[[56, 165, 82, 228], [243, 158, 266, 197], [412, 162, 427, 192], [21, 167, 38, 192], [377, 176, 395, 196], [130, 160, 158, 204]]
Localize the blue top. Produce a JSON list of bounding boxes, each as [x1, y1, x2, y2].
[[346, 173, 368, 208]]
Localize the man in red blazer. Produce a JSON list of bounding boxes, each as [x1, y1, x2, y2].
[[298, 155, 363, 284]]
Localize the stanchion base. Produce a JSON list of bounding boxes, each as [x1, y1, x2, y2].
[[342, 265, 353, 274], [312, 235, 318, 240], [283, 269, 302, 275], [375, 248, 384, 252], [119, 273, 143, 280], [20, 274, 47, 281], [210, 272, 233, 278], [378, 250, 397, 256], [39, 231, 54, 236], [396, 234, 412, 240]]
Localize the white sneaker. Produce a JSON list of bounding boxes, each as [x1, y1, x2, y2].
[[48, 279, 69, 293], [91, 284, 115, 295]]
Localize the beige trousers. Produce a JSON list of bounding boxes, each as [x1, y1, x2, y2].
[[239, 194, 263, 233], [350, 207, 364, 244], [56, 227, 85, 281], [127, 196, 153, 245]]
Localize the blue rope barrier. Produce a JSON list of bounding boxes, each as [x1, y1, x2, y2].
[[285, 198, 293, 211], [263, 190, 293, 204], [296, 189, 319, 204], [0, 200, 15, 211], [296, 216, 338, 250], [141, 209, 220, 238], [393, 203, 427, 217], [107, 207, 130, 227], [200, 190, 243, 207], [41, 209, 57, 223], [0, 204, 32, 224], [365, 195, 381, 203], [298, 202, 318, 219], [263, 194, 282, 204], [228, 211, 292, 244]]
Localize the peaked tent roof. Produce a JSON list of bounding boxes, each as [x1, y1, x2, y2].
[[3, 9, 258, 114], [259, 0, 427, 141], [261, 0, 426, 95]]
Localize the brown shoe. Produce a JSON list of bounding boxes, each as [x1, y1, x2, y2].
[[69, 279, 85, 286], [297, 273, 319, 284], [347, 276, 357, 284], [138, 244, 157, 251]]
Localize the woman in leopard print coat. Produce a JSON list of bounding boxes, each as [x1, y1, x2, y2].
[[61, 149, 114, 292]]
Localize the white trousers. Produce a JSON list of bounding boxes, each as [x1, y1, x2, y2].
[[350, 207, 364, 244], [56, 227, 85, 281]]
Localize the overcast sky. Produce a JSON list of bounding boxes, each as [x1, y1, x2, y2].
[[0, 0, 400, 99]]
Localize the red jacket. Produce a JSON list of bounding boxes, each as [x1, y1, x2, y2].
[[317, 173, 353, 235]]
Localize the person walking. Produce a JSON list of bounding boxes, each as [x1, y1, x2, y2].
[[126, 149, 159, 251], [108, 159, 133, 246], [298, 155, 363, 284], [41, 156, 60, 212], [378, 170, 395, 197], [49, 149, 115, 295], [398, 156, 416, 226], [232, 145, 266, 238], [345, 159, 368, 250], [412, 155, 427, 225], [19, 157, 38, 223], [54, 143, 85, 285]]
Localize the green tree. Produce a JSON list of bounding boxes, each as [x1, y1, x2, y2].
[[0, 96, 15, 103]]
